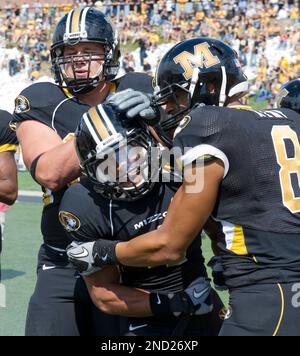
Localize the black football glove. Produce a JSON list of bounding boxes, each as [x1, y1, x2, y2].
[[108, 89, 160, 126], [208, 256, 228, 291], [150, 277, 213, 317], [178, 277, 213, 316]]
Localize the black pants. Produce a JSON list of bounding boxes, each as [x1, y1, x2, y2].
[[219, 283, 300, 336], [122, 289, 224, 336], [25, 244, 120, 336]]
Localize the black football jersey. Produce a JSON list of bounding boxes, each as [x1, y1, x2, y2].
[[59, 178, 207, 292], [174, 105, 300, 287], [0, 110, 17, 152], [12, 73, 154, 248]]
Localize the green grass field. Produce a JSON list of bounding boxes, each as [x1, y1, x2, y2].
[[0, 201, 43, 336], [18, 171, 40, 192]]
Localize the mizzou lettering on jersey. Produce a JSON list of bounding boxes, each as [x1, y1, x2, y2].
[[59, 177, 207, 292], [134, 212, 168, 231]]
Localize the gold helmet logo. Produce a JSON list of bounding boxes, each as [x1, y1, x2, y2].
[[174, 42, 221, 80]]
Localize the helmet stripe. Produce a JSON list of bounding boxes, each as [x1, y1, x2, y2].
[[98, 104, 117, 136], [88, 106, 111, 140], [71, 9, 82, 34], [80, 7, 90, 34], [83, 113, 102, 147], [65, 9, 74, 37]]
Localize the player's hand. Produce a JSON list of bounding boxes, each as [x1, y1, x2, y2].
[[67, 239, 120, 275], [167, 277, 212, 316], [66, 241, 101, 276], [208, 256, 228, 291], [181, 277, 213, 315], [108, 89, 160, 125]]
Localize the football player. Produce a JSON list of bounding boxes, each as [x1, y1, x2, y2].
[[12, 7, 154, 336], [68, 38, 300, 336], [59, 103, 223, 336], [0, 110, 18, 282]]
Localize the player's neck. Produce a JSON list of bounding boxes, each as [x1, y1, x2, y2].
[[76, 81, 111, 106]]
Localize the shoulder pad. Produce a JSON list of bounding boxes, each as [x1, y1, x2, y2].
[[14, 82, 66, 114], [0, 110, 12, 124], [176, 106, 226, 140], [12, 82, 73, 128], [59, 180, 110, 242], [0, 110, 18, 147]]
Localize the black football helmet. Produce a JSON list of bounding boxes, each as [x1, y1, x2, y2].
[[51, 7, 120, 93], [276, 79, 300, 114], [76, 103, 160, 201], [154, 37, 249, 131]]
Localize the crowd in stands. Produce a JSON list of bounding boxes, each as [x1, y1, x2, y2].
[[0, 0, 300, 104]]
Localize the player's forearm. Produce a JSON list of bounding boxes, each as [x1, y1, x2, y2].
[[35, 140, 81, 191], [114, 183, 209, 268], [0, 153, 18, 205], [115, 229, 185, 268], [85, 280, 152, 317]]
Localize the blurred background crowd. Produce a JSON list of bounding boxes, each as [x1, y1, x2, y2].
[[0, 0, 300, 105]]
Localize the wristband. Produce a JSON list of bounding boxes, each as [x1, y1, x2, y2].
[[93, 239, 120, 266]]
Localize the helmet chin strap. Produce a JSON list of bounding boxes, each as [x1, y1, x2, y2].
[[219, 66, 227, 107]]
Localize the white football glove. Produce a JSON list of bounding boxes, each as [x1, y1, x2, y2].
[[66, 241, 101, 276]]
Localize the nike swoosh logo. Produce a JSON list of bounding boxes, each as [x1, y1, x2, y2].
[[129, 324, 148, 332], [193, 287, 209, 299], [101, 254, 108, 262], [126, 129, 135, 135], [42, 264, 56, 271], [70, 247, 89, 258], [156, 294, 161, 305]]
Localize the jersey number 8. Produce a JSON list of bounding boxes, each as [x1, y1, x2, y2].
[[272, 125, 300, 213]]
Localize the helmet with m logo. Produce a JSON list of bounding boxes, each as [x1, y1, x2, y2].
[[154, 37, 249, 131]]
